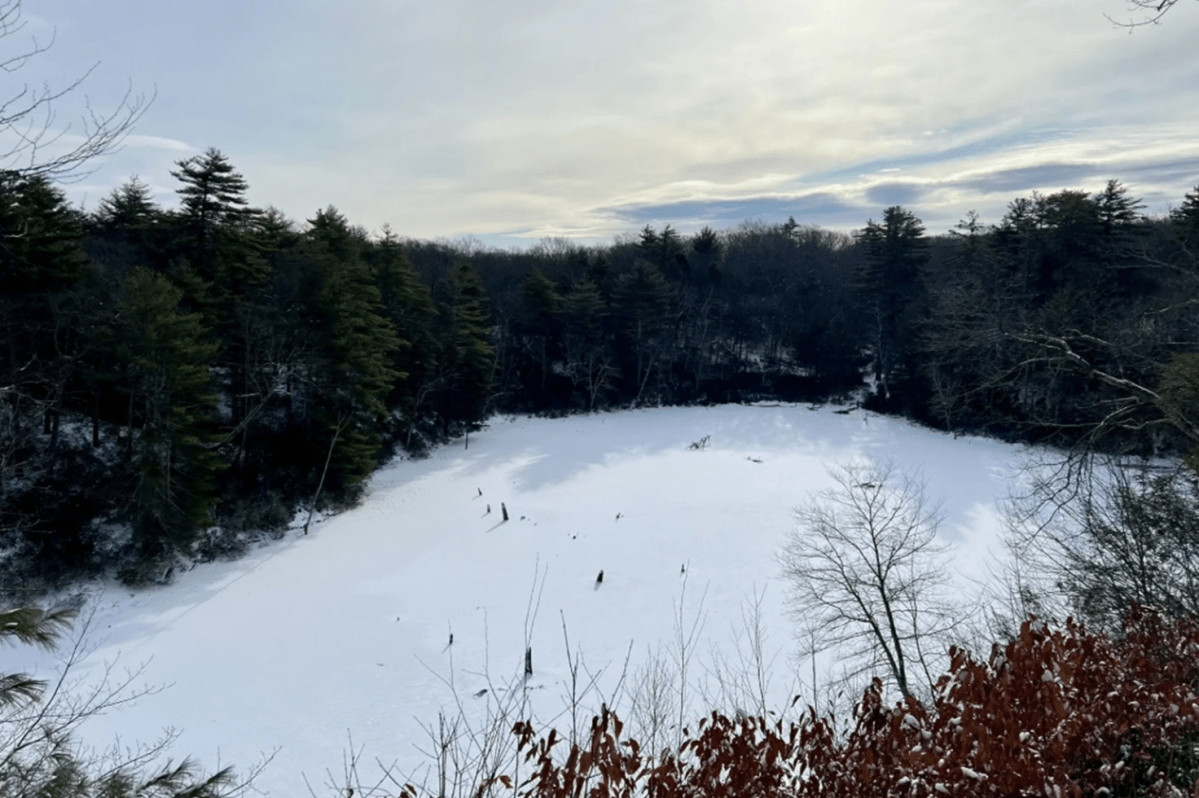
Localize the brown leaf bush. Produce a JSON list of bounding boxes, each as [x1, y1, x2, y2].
[[399, 607, 1199, 798]]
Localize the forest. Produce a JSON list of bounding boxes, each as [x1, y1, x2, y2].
[[2, 147, 1198, 588]]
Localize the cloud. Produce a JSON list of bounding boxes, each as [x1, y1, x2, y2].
[[1120, 156, 1199, 187], [33, 0, 1199, 244], [865, 182, 927, 207], [123, 135, 195, 153], [605, 192, 862, 231], [956, 163, 1106, 194]]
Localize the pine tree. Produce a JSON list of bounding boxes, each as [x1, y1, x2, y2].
[[101, 267, 223, 558], [93, 176, 158, 236], [0, 174, 92, 549], [0, 173, 91, 398], [1031, 189, 1106, 298], [1173, 185, 1199, 244], [170, 149, 259, 285], [437, 260, 495, 430], [169, 147, 247, 287], [0, 602, 243, 795], [0, 172, 90, 295], [368, 227, 439, 449], [88, 176, 164, 284], [857, 206, 929, 405], [515, 268, 563, 398], [612, 260, 673, 404], [690, 226, 723, 284], [298, 207, 401, 508], [255, 205, 302, 250], [169, 151, 284, 472], [562, 278, 615, 410], [1095, 179, 1144, 231], [639, 224, 688, 279], [1093, 179, 1145, 266]]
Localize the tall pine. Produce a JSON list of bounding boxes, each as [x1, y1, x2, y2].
[[367, 227, 439, 449], [101, 267, 223, 558], [169, 150, 279, 463], [514, 268, 563, 402], [612, 260, 673, 404], [298, 207, 401, 507], [436, 261, 495, 431], [857, 206, 929, 407], [561, 278, 615, 410], [170, 149, 266, 293], [0, 173, 95, 574]]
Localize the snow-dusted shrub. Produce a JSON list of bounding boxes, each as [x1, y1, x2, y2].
[[395, 607, 1199, 797], [799, 606, 1199, 797]]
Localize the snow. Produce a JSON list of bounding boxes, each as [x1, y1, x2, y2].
[[10, 404, 1027, 796]]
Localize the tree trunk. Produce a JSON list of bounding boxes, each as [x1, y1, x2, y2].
[[304, 413, 349, 535]]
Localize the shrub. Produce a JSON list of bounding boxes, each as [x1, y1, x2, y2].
[[398, 607, 1199, 797]]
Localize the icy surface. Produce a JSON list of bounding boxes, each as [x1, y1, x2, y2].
[[10, 405, 1026, 796]]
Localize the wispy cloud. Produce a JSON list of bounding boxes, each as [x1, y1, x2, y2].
[[29, 0, 1199, 244], [122, 135, 194, 153]]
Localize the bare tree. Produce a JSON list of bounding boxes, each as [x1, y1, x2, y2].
[[1004, 458, 1199, 634], [1108, 0, 1194, 26], [700, 586, 799, 723], [0, 0, 151, 181], [778, 459, 963, 701]]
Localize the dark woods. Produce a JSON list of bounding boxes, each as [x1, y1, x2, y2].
[[3, 149, 1198, 586]]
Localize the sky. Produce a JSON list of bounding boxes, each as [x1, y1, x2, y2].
[[6, 0, 1199, 247]]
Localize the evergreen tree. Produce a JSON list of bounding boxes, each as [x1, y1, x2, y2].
[[0, 172, 90, 295], [561, 278, 615, 410], [690, 225, 723, 284], [857, 206, 929, 406], [992, 195, 1042, 299], [0, 171, 91, 436], [1092, 180, 1146, 272], [436, 261, 495, 430], [1094, 179, 1144, 232], [1031, 189, 1106, 298], [0, 172, 91, 408], [1173, 185, 1199, 245], [169, 149, 270, 315], [169, 152, 283, 466], [514, 268, 563, 399], [368, 227, 439, 449], [612, 260, 673, 404], [88, 176, 164, 283], [254, 205, 303, 255], [637, 225, 659, 253], [298, 207, 401, 506], [638, 224, 688, 279], [93, 176, 158, 236], [170, 150, 255, 276], [0, 172, 95, 577], [101, 267, 223, 558]]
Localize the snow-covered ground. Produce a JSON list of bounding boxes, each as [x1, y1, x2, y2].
[[11, 404, 1028, 796]]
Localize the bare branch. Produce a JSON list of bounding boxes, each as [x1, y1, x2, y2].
[[778, 459, 966, 702], [1106, 0, 1192, 27], [0, 0, 153, 181]]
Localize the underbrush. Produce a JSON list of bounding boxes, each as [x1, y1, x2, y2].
[[354, 607, 1199, 798]]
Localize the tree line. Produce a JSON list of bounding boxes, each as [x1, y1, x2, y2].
[[2, 147, 1198, 585]]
